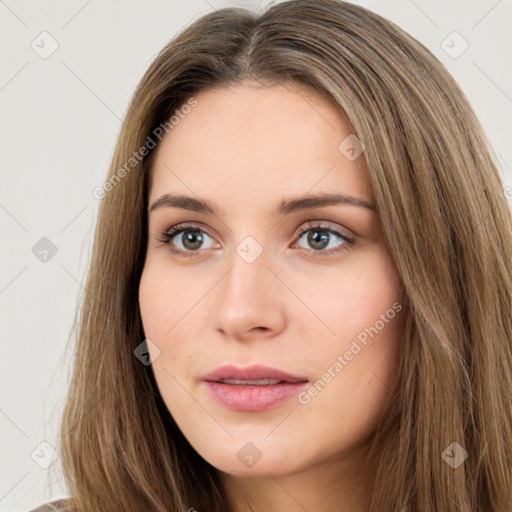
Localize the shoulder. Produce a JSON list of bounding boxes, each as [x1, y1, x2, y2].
[[27, 499, 71, 512]]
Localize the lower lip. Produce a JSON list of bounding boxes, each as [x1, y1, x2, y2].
[[205, 381, 309, 412]]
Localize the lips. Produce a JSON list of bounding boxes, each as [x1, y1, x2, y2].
[[218, 378, 282, 385], [202, 364, 308, 384], [203, 364, 309, 411]]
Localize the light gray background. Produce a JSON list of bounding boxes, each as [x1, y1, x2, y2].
[[1, 1, 510, 510]]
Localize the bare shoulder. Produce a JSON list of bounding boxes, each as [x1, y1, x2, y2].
[[27, 499, 72, 512]]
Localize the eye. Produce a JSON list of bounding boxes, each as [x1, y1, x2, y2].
[[293, 221, 355, 255], [156, 223, 217, 258], [156, 221, 355, 258]]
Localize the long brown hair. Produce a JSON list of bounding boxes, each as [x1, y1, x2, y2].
[[51, 1, 512, 510]]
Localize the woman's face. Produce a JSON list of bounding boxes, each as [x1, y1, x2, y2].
[[139, 81, 405, 480]]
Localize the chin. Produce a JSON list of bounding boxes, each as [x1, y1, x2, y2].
[[192, 437, 299, 477], [210, 455, 298, 478]]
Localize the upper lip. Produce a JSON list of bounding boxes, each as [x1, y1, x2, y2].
[[203, 364, 308, 383]]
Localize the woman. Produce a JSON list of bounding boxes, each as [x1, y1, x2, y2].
[[31, 0, 512, 511]]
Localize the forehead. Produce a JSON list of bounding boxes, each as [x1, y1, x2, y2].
[[148, 81, 372, 210]]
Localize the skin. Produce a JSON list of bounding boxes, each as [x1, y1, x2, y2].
[[138, 80, 405, 512]]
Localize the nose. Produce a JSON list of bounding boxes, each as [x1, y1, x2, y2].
[[210, 245, 287, 342]]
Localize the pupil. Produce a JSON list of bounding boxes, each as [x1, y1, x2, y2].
[[183, 230, 203, 250], [309, 230, 329, 250]]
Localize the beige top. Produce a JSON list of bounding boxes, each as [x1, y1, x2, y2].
[[28, 500, 69, 512]]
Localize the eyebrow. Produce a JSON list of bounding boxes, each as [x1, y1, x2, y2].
[[148, 192, 376, 217]]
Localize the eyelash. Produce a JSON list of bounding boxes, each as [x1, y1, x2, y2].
[[156, 221, 356, 258]]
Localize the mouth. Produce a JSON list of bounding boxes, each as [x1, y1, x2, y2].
[[215, 378, 286, 385], [203, 364, 309, 412]]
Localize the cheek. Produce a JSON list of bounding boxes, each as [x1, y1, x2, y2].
[[138, 265, 204, 414], [292, 244, 403, 351], [138, 260, 200, 339], [138, 264, 192, 366], [295, 247, 404, 433]]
